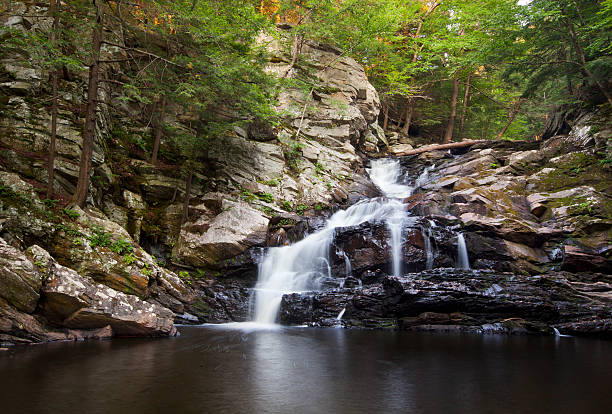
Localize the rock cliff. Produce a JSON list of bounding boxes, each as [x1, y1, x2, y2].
[[1, 3, 610, 344], [0, 4, 382, 344]]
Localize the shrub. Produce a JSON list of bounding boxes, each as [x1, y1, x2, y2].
[[141, 263, 152, 277], [43, 199, 58, 208], [62, 208, 80, 220], [256, 192, 274, 203], [241, 190, 256, 203], [123, 252, 136, 265], [89, 225, 112, 248], [110, 238, 134, 255], [280, 200, 293, 211]]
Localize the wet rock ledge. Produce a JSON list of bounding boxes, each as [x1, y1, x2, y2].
[[280, 269, 612, 338]]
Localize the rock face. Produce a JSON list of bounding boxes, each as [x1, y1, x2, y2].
[[39, 248, 176, 337], [0, 5, 385, 344], [0, 239, 42, 313], [2, 3, 611, 344], [279, 270, 612, 337], [274, 113, 612, 338], [175, 200, 269, 267]]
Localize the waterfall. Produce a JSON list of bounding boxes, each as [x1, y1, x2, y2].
[[252, 159, 413, 325], [336, 308, 346, 320], [457, 233, 470, 270], [368, 159, 413, 277], [338, 250, 352, 277]]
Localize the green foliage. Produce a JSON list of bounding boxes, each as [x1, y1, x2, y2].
[[296, 204, 308, 215], [260, 206, 274, 215], [314, 162, 325, 175], [110, 238, 134, 255], [506, 0, 612, 113], [241, 190, 257, 203], [89, 225, 112, 249], [43, 199, 58, 209], [283, 141, 304, 174], [62, 208, 80, 220], [277, 218, 296, 227], [281, 200, 294, 211], [261, 179, 279, 187], [123, 253, 136, 265], [256, 192, 275, 203], [141, 263, 153, 277], [0, 185, 31, 206], [571, 200, 596, 216]]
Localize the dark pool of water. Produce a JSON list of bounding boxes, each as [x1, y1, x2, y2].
[[1, 326, 611, 414]]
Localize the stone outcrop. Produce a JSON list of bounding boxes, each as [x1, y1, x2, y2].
[[0, 239, 42, 313], [279, 269, 612, 337], [174, 199, 269, 267], [37, 246, 176, 337], [396, 116, 612, 276]]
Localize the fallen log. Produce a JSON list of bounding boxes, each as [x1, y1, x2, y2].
[[394, 140, 485, 157]]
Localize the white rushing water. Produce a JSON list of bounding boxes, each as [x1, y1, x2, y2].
[[457, 233, 470, 270], [252, 159, 414, 325]]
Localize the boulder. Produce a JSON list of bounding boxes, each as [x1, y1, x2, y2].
[[174, 200, 269, 267], [39, 248, 176, 337], [389, 144, 414, 155], [0, 239, 42, 313]]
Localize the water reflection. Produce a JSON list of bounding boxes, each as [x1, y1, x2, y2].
[[1, 328, 611, 414]]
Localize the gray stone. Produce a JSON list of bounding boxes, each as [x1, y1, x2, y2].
[[0, 239, 42, 313], [40, 255, 176, 337], [175, 201, 269, 267]]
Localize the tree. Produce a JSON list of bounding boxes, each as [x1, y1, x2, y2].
[[509, 0, 612, 107], [73, 1, 102, 207], [46, 0, 60, 199]]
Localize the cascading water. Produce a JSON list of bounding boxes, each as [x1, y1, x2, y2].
[[368, 159, 414, 277], [252, 159, 414, 325], [457, 233, 470, 270], [337, 250, 352, 278]]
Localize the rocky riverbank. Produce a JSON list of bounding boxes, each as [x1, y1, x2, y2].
[[278, 112, 611, 337], [0, 4, 383, 345]]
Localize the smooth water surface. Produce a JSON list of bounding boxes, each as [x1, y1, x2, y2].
[[1, 327, 611, 414]]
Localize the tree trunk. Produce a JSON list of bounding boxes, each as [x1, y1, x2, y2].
[[47, 0, 59, 199], [400, 1, 439, 137], [496, 99, 523, 140], [283, 34, 303, 78], [151, 96, 166, 165], [382, 100, 389, 131], [401, 100, 414, 135], [565, 16, 612, 106], [459, 73, 471, 133], [182, 170, 193, 224], [443, 76, 460, 144], [73, 4, 102, 207]]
